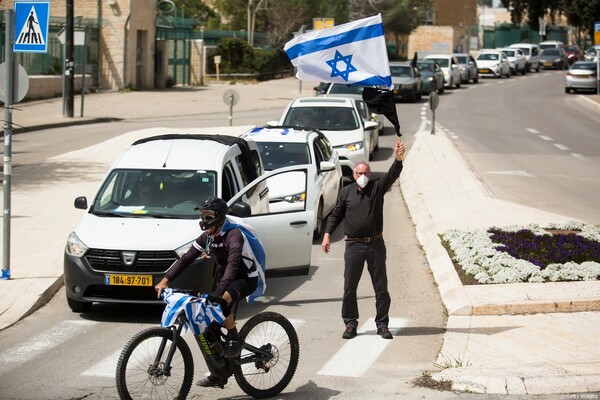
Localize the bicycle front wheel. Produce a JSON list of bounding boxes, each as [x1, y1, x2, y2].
[[234, 312, 300, 399], [116, 326, 194, 400]]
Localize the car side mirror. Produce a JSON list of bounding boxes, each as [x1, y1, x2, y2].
[[74, 196, 88, 210], [229, 202, 252, 218], [319, 161, 336, 172]]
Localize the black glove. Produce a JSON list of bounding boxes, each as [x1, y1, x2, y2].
[[206, 288, 225, 305]]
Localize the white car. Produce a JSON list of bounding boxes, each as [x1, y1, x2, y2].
[[323, 83, 385, 138], [270, 96, 379, 178], [424, 54, 462, 88], [509, 43, 541, 72], [498, 47, 527, 75], [64, 133, 316, 311], [242, 126, 343, 238], [476, 50, 511, 78]]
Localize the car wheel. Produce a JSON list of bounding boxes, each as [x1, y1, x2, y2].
[[67, 295, 92, 312], [438, 86, 445, 94], [473, 74, 479, 83], [409, 89, 417, 103], [455, 79, 461, 88], [565, 87, 570, 94], [536, 64, 540, 72]]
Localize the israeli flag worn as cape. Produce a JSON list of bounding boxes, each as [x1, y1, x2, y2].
[[221, 216, 267, 304], [160, 288, 225, 335], [284, 14, 392, 89]]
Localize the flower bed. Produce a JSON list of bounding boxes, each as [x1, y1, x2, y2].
[[442, 221, 600, 284]]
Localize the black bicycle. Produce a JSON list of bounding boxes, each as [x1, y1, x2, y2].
[[115, 289, 300, 399]]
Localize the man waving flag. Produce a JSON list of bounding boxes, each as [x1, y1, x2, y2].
[[284, 14, 403, 141], [284, 14, 392, 88]]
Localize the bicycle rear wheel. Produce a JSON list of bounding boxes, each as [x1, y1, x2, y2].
[[116, 327, 194, 400], [234, 312, 300, 399]]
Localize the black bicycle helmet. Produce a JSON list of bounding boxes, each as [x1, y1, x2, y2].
[[196, 196, 228, 230]]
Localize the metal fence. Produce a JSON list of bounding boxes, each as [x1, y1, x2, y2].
[[0, 13, 100, 90]]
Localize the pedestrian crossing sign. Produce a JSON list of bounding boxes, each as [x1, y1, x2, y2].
[[13, 1, 50, 53]]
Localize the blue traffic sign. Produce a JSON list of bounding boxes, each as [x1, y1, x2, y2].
[[13, 1, 50, 53]]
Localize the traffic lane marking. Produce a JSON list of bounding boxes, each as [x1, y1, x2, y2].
[[317, 317, 409, 377]]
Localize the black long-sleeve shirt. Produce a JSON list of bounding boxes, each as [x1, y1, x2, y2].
[[164, 228, 254, 295], [325, 160, 403, 238]]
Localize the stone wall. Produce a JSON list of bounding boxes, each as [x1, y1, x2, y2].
[[26, 75, 92, 100]]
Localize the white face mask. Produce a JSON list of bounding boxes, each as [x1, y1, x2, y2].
[[356, 174, 369, 189]]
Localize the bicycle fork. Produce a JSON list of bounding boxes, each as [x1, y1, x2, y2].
[[150, 323, 185, 377]]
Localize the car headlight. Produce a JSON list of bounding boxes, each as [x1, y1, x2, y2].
[[66, 232, 88, 257], [554, 58, 561, 62], [427, 76, 435, 82], [283, 192, 306, 203], [175, 240, 194, 258], [343, 141, 363, 152]]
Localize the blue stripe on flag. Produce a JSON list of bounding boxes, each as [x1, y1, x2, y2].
[[286, 23, 384, 61]]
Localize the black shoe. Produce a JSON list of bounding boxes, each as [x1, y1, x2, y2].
[[342, 326, 357, 339], [377, 327, 393, 339], [223, 339, 243, 359], [196, 374, 227, 388]]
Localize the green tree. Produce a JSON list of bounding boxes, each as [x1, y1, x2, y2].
[[379, 0, 434, 58], [171, 0, 220, 27], [499, 0, 562, 31], [561, 0, 600, 41]]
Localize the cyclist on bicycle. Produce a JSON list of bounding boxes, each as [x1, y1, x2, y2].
[[155, 196, 265, 388]]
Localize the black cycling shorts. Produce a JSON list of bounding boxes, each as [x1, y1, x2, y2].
[[223, 276, 258, 316]]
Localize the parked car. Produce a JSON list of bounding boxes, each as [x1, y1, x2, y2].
[[509, 43, 541, 72], [539, 48, 569, 70], [424, 54, 462, 88], [242, 126, 342, 238], [389, 61, 423, 102], [270, 96, 379, 177], [453, 53, 479, 83], [63, 133, 315, 311], [584, 45, 600, 61], [498, 47, 527, 75], [416, 59, 445, 94], [562, 44, 583, 65], [565, 61, 598, 94], [476, 50, 511, 78], [539, 40, 565, 51], [324, 83, 385, 137]]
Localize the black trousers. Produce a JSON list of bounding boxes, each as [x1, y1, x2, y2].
[[342, 238, 390, 330]]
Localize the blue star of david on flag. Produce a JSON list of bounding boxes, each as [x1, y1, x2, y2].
[[326, 51, 358, 81], [284, 14, 392, 88]]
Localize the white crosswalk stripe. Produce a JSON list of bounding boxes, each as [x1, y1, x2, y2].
[[0, 320, 97, 376], [317, 317, 409, 377]]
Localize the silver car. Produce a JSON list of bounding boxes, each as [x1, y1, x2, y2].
[[565, 61, 598, 94], [453, 53, 479, 83]]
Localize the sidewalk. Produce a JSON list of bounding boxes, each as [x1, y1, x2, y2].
[[2, 77, 600, 395]]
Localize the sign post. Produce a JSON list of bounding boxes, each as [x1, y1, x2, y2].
[[429, 91, 439, 134], [13, 1, 50, 53]]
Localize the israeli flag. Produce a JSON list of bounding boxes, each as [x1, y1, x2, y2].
[[221, 216, 267, 304], [160, 289, 225, 335], [284, 14, 392, 88]]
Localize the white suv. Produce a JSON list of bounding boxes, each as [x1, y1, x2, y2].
[[64, 133, 315, 311], [242, 126, 343, 238], [270, 96, 378, 177], [424, 54, 462, 88], [509, 43, 541, 72]]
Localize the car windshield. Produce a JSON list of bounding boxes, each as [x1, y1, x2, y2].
[[502, 50, 516, 57], [416, 62, 434, 72], [455, 56, 468, 63], [540, 44, 557, 50], [571, 63, 597, 71], [563, 46, 577, 52], [516, 47, 530, 55], [542, 49, 559, 55], [390, 65, 413, 77], [92, 169, 216, 218], [256, 142, 310, 171], [328, 84, 364, 95], [283, 107, 360, 131], [477, 53, 499, 61], [429, 58, 448, 67]]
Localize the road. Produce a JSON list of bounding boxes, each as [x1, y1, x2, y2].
[[0, 71, 592, 400], [433, 70, 600, 224]]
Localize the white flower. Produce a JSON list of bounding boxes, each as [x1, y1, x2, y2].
[[441, 221, 600, 284]]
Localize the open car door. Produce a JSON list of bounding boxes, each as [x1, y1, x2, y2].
[[227, 164, 316, 271]]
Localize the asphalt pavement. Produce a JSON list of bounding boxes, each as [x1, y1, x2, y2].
[[1, 77, 600, 396]]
